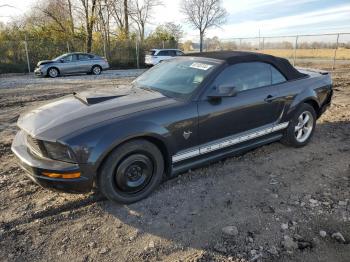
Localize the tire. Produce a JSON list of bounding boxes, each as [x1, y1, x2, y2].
[[282, 103, 316, 147], [91, 65, 102, 75], [47, 67, 59, 78], [98, 139, 164, 204]]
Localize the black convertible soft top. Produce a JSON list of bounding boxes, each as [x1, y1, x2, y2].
[[186, 51, 306, 80]]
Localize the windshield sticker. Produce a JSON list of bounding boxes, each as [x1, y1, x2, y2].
[[190, 62, 213, 70]]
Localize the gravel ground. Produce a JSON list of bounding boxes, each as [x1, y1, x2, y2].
[[0, 68, 349, 262], [0, 69, 146, 89]]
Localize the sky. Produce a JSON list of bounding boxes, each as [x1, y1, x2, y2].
[[0, 0, 350, 41]]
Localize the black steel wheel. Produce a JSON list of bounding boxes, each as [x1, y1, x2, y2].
[[114, 154, 154, 194], [98, 139, 164, 204]]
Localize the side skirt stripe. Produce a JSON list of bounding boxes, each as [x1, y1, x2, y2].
[[172, 122, 289, 163]]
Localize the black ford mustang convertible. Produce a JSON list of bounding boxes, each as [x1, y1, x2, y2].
[[12, 51, 333, 203]]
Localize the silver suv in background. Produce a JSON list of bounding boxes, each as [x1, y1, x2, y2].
[[145, 49, 184, 66], [34, 52, 109, 78]]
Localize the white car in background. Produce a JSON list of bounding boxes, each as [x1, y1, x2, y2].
[[145, 49, 185, 66]]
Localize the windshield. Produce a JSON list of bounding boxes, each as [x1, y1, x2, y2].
[[134, 58, 220, 98], [146, 50, 156, 56], [53, 54, 69, 61]]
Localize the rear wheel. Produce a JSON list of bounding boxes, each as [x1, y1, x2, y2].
[[98, 139, 164, 204], [47, 67, 59, 78], [282, 103, 316, 147], [91, 65, 102, 75]]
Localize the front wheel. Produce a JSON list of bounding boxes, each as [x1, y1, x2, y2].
[[47, 67, 59, 78], [282, 103, 316, 147], [98, 139, 164, 204]]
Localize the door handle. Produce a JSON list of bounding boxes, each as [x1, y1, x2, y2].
[[264, 95, 275, 102]]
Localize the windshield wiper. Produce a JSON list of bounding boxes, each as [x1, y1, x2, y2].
[[134, 85, 172, 98], [137, 86, 159, 93]]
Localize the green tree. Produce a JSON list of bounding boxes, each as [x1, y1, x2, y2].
[[147, 22, 183, 48]]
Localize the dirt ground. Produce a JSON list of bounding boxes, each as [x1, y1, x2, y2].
[[0, 68, 349, 262]]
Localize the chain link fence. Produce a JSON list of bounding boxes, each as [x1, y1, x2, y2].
[[1, 33, 349, 74], [218, 33, 350, 72], [0, 38, 177, 74]]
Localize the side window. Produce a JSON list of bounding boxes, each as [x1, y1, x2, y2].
[[176, 50, 184, 56], [271, 66, 286, 84], [63, 55, 73, 62], [213, 62, 272, 92], [168, 50, 176, 56], [157, 51, 169, 56], [78, 54, 90, 60], [88, 54, 94, 59]]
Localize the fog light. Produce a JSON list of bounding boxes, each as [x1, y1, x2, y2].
[[42, 172, 81, 179]]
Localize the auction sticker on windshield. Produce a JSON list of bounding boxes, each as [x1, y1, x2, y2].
[[190, 62, 213, 70]]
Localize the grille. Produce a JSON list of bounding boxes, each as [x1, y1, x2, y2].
[[26, 135, 45, 157]]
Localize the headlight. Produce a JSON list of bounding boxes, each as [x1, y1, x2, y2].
[[42, 141, 76, 163]]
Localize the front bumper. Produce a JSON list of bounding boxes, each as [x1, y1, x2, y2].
[[34, 67, 44, 77], [145, 58, 155, 66], [11, 131, 93, 193]]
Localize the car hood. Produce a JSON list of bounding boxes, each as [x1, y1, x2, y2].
[[18, 87, 177, 140], [37, 60, 54, 66]]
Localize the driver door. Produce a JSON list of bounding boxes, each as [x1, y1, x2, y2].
[[198, 62, 285, 145], [61, 54, 79, 74]]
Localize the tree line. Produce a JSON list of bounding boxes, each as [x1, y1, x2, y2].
[[182, 37, 350, 52], [0, 0, 227, 56], [0, 0, 178, 54]]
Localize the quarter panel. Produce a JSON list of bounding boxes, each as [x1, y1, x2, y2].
[[278, 75, 331, 122]]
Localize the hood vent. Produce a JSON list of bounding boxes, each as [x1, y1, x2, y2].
[[73, 92, 127, 105]]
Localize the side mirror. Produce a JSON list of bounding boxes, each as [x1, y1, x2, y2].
[[208, 84, 237, 98], [60, 59, 65, 63]]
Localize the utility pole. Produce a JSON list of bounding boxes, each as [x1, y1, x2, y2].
[[103, 32, 107, 58], [293, 35, 299, 66], [136, 38, 140, 69], [262, 37, 265, 50], [24, 35, 31, 73], [332, 33, 340, 71]]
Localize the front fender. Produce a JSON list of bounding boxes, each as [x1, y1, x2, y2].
[[93, 120, 172, 170], [64, 118, 172, 172], [42, 63, 60, 75]]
